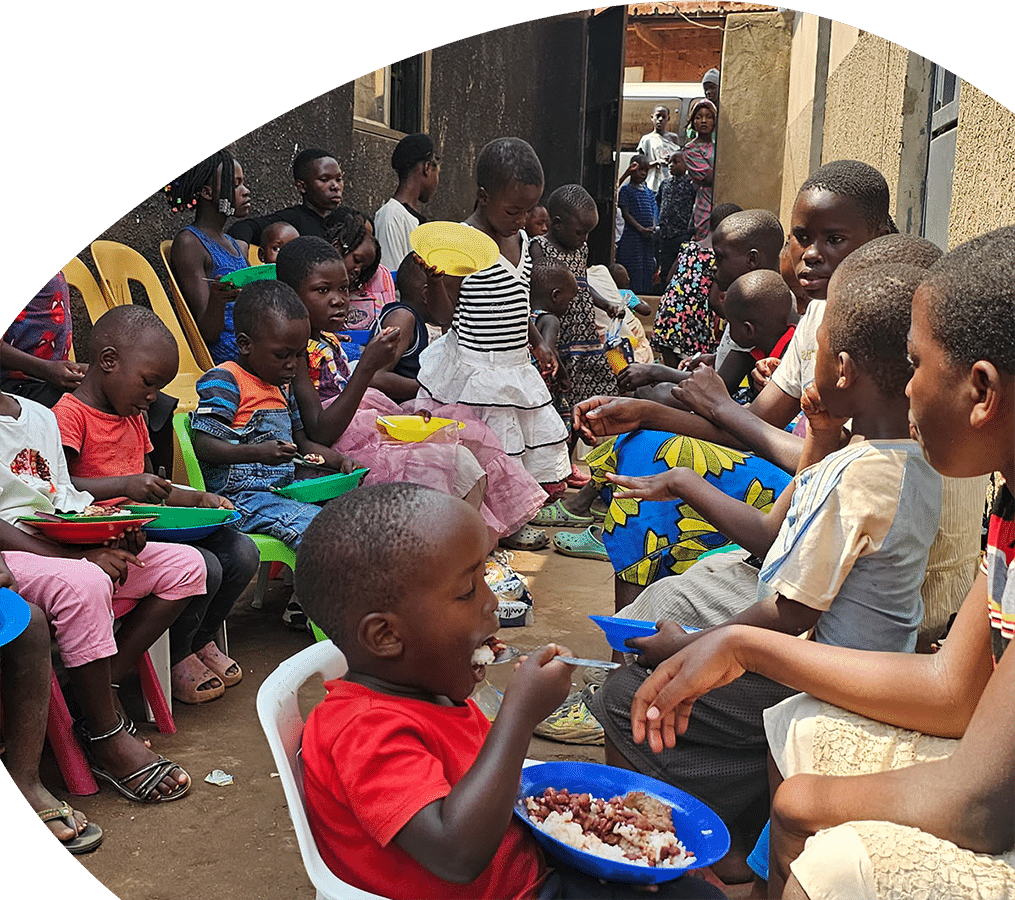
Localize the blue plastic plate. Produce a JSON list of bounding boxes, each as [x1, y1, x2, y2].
[[140, 510, 241, 542], [589, 615, 658, 654], [516, 761, 729, 884], [0, 587, 32, 648]]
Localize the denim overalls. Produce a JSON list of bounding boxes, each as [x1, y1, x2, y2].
[[192, 375, 321, 549]]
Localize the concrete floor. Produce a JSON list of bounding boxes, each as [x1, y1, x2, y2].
[[47, 514, 743, 899]]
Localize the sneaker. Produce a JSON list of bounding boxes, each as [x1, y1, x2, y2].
[[578, 665, 610, 688], [282, 598, 309, 632], [533, 690, 604, 745]]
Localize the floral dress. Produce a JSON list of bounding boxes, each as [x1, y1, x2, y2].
[[651, 241, 721, 357]]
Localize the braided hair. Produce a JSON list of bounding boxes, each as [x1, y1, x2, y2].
[[325, 207, 381, 289], [164, 149, 237, 215]]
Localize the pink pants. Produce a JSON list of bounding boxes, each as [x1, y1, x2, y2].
[[2, 543, 207, 669]]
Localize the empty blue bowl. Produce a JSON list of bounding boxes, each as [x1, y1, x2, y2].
[[516, 761, 729, 884], [589, 615, 658, 654]]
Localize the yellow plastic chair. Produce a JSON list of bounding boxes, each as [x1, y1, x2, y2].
[[172, 413, 296, 607], [247, 244, 261, 266], [90, 240, 203, 413], [62, 256, 114, 326], [158, 239, 215, 371]]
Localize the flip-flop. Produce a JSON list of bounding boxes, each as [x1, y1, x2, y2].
[[499, 524, 549, 551], [38, 803, 103, 855], [529, 499, 594, 528], [552, 525, 610, 561]]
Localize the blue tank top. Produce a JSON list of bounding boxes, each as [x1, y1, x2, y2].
[[184, 225, 247, 364], [374, 302, 428, 379]]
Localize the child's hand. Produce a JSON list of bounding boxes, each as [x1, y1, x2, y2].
[[125, 473, 173, 503], [81, 547, 143, 587], [630, 627, 749, 754], [44, 359, 87, 390], [799, 383, 848, 442], [606, 469, 687, 503], [502, 644, 575, 729], [751, 356, 781, 391], [629, 621, 694, 668], [677, 352, 715, 372], [320, 450, 358, 474], [572, 396, 647, 444], [196, 492, 233, 510], [608, 301, 625, 319], [207, 278, 239, 306], [360, 326, 402, 372], [256, 440, 298, 465], [616, 363, 658, 393], [532, 342, 558, 378], [554, 363, 572, 394], [670, 364, 729, 420], [106, 525, 147, 556]]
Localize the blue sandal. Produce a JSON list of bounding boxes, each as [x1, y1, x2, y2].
[[552, 525, 609, 561]]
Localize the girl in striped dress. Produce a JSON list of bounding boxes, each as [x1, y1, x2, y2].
[[417, 138, 570, 549]]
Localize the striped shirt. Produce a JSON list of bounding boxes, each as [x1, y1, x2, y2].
[[452, 231, 532, 352]]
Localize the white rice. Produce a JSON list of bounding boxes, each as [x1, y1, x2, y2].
[[533, 809, 695, 869], [471, 645, 495, 666]]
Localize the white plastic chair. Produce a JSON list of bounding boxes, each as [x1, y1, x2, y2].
[[256, 640, 388, 900]]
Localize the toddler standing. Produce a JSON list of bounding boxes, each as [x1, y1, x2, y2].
[[416, 137, 571, 550]]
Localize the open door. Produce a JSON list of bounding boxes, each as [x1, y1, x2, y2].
[[582, 5, 627, 266]]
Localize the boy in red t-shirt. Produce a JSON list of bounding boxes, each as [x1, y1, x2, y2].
[[297, 484, 725, 900]]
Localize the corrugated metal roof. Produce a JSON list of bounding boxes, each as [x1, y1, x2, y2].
[[625, 2, 779, 15]]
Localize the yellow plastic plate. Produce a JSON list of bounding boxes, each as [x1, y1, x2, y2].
[[409, 222, 499, 276], [376, 415, 465, 442]]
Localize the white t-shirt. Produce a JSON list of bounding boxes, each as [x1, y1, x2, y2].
[[374, 198, 423, 273], [637, 131, 682, 193], [714, 323, 755, 371], [759, 439, 942, 653], [0, 395, 93, 524], [771, 300, 824, 399]]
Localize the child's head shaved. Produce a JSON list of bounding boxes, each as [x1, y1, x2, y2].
[[827, 263, 925, 397], [89, 304, 174, 357], [296, 484, 463, 650], [921, 225, 1015, 375]]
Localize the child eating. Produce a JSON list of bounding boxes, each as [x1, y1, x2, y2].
[[53, 305, 260, 704], [298, 483, 724, 899], [191, 281, 349, 548], [257, 221, 299, 264], [279, 238, 547, 547]]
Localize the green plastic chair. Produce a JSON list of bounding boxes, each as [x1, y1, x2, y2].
[[172, 413, 296, 607]]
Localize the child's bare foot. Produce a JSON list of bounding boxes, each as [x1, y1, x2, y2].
[[77, 715, 190, 801]]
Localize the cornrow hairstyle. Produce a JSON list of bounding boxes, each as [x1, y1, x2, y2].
[[476, 137, 544, 195], [275, 235, 344, 292], [709, 202, 743, 232], [292, 148, 335, 183], [921, 225, 1015, 375], [296, 483, 457, 649], [545, 184, 597, 221], [164, 149, 237, 215], [826, 263, 925, 397], [89, 304, 175, 357], [714, 209, 784, 261], [325, 207, 381, 288], [799, 159, 890, 234], [233, 280, 308, 340]]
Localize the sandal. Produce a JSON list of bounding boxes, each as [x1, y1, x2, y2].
[[552, 525, 609, 561], [171, 654, 225, 704], [499, 524, 549, 551], [195, 640, 242, 687], [529, 499, 594, 528], [74, 714, 190, 803], [38, 803, 103, 855]]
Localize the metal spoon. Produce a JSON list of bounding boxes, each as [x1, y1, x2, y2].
[[556, 656, 620, 670], [490, 645, 521, 664]]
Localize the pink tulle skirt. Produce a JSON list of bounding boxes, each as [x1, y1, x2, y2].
[[326, 388, 547, 541]]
